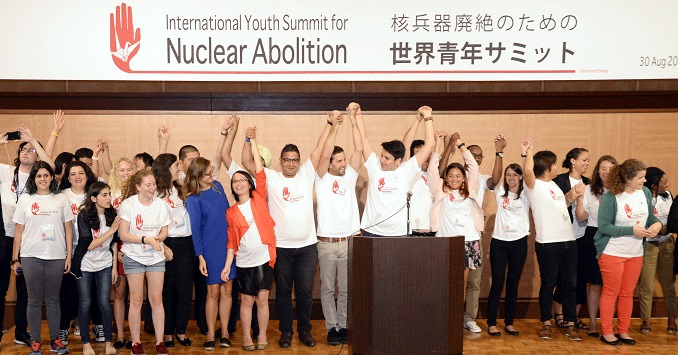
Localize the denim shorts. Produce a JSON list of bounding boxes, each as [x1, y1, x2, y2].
[[123, 255, 165, 274]]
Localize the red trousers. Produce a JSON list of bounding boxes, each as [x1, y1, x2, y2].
[[598, 254, 643, 335]]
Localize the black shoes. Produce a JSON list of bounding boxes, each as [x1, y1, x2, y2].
[[600, 335, 622, 346], [163, 340, 174, 348], [278, 332, 293, 348], [504, 326, 520, 336], [327, 329, 341, 345], [299, 331, 316, 347], [176, 337, 191, 346], [615, 334, 636, 345], [338, 328, 348, 344]]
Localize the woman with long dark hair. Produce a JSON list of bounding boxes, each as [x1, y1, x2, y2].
[[636, 167, 676, 334], [185, 157, 235, 350], [486, 161, 530, 336], [595, 159, 661, 345], [11, 161, 73, 355], [574, 155, 618, 337], [152, 153, 194, 347], [71, 181, 121, 355]]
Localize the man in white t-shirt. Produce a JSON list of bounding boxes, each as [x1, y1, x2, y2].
[[241, 121, 328, 349], [315, 109, 362, 345], [355, 104, 435, 237]]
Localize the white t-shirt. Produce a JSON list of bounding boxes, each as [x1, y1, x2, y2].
[[361, 152, 420, 236], [409, 171, 433, 231], [119, 195, 171, 265], [63, 188, 86, 250], [582, 185, 605, 228], [13, 193, 73, 259], [648, 192, 673, 242], [603, 190, 647, 257], [234, 200, 270, 268], [568, 176, 587, 239], [492, 185, 531, 241], [265, 159, 317, 248], [437, 190, 479, 241], [315, 166, 360, 238], [159, 188, 191, 238], [475, 174, 491, 209], [0, 164, 29, 238], [81, 215, 115, 272], [525, 179, 575, 244]]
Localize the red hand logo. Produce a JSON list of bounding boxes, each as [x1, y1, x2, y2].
[[112, 198, 121, 210], [10, 180, 16, 193], [282, 187, 290, 201], [135, 214, 144, 230], [165, 196, 175, 208], [502, 197, 510, 210], [332, 180, 340, 194], [624, 204, 632, 218], [93, 229, 100, 239], [71, 203, 79, 216], [378, 178, 385, 191], [549, 189, 558, 200], [110, 3, 141, 73], [449, 193, 455, 202], [31, 202, 39, 215], [654, 207, 658, 217]]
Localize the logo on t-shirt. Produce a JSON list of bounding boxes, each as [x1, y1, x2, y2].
[[135, 214, 144, 230], [282, 187, 290, 201], [31, 202, 39, 215], [71, 203, 79, 216], [93, 229, 100, 239], [421, 175, 428, 185], [654, 207, 658, 217], [449, 193, 455, 202], [165, 196, 175, 208], [502, 197, 510, 210], [281, 186, 304, 202], [10, 180, 16, 193], [549, 189, 563, 200], [331, 180, 345, 195], [112, 197, 121, 210], [378, 178, 385, 191], [377, 176, 398, 193], [624, 204, 633, 219]]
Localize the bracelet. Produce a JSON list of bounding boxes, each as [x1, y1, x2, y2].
[[327, 120, 333, 126], [220, 131, 228, 136], [50, 132, 58, 137], [141, 236, 146, 244], [92, 157, 99, 161], [245, 138, 251, 143], [457, 142, 465, 149], [10, 259, 19, 265]]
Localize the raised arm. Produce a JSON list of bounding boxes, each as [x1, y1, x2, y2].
[[91, 139, 103, 178], [438, 132, 458, 177], [101, 140, 113, 175], [45, 110, 65, 159], [401, 114, 423, 161], [347, 109, 364, 172], [487, 134, 507, 190], [157, 125, 170, 156], [18, 125, 55, 171], [311, 111, 340, 170], [350, 102, 373, 161], [412, 106, 435, 168], [521, 139, 535, 189], [211, 116, 233, 175], [317, 112, 340, 178], [220, 114, 240, 170], [250, 133, 264, 174], [241, 127, 257, 175]]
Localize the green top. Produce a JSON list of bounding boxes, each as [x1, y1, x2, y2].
[[593, 186, 661, 259]]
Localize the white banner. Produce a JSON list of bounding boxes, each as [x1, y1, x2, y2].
[[1, 0, 678, 81]]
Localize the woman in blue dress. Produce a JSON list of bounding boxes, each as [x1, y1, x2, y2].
[[184, 157, 235, 350]]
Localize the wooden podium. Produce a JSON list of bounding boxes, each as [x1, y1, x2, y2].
[[348, 236, 465, 355]]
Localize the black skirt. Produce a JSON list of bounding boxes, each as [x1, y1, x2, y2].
[[236, 263, 274, 296]]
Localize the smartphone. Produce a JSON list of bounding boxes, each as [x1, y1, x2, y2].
[[16, 267, 23, 275], [6, 131, 20, 141]]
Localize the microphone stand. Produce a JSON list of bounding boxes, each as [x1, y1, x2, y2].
[[406, 192, 412, 237]]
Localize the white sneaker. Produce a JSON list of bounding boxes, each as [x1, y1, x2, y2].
[[464, 321, 482, 333]]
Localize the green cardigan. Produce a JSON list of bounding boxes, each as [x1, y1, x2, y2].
[[594, 187, 661, 259]]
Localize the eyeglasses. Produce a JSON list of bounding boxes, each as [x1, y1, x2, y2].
[[232, 178, 249, 184], [203, 169, 214, 177], [282, 158, 300, 164], [20, 148, 37, 154]]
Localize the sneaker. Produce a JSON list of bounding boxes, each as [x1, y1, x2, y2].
[[49, 339, 69, 354], [155, 342, 168, 355], [464, 321, 482, 333], [73, 324, 80, 337], [338, 328, 348, 344], [93, 325, 105, 342], [327, 328, 341, 346], [131, 342, 145, 355], [59, 329, 69, 346], [539, 325, 553, 340], [15, 332, 31, 346], [30, 341, 41, 355], [564, 326, 582, 341]]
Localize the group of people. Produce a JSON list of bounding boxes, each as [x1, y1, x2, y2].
[[0, 104, 676, 355]]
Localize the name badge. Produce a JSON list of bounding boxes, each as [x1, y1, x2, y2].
[[173, 216, 185, 229], [41, 224, 55, 241]]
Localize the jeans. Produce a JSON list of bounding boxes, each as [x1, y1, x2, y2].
[[317, 240, 348, 331], [487, 237, 528, 327], [535, 240, 577, 323], [76, 267, 113, 344], [22, 257, 65, 342], [275, 244, 318, 334]]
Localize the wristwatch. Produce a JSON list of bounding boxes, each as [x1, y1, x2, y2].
[[496, 152, 504, 157]]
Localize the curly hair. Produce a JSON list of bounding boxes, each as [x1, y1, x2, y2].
[[607, 159, 646, 195], [121, 170, 154, 201], [108, 157, 134, 195], [59, 161, 98, 192], [25, 161, 60, 195], [644, 167, 667, 198]]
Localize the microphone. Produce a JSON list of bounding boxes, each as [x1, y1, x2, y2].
[[406, 191, 412, 202]]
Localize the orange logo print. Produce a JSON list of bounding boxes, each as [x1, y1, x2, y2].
[[282, 187, 290, 201], [110, 3, 141, 73], [165, 196, 175, 208], [31, 202, 39, 215], [624, 204, 632, 219], [135, 214, 144, 230], [71, 203, 79, 216], [502, 196, 510, 209], [112, 197, 121, 210], [378, 178, 385, 191], [332, 180, 340, 194]]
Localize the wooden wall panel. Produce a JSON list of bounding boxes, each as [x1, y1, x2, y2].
[[2, 110, 678, 304]]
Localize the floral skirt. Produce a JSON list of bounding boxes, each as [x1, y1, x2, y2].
[[464, 240, 482, 270]]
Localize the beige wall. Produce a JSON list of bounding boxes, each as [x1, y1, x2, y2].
[[2, 109, 678, 302]]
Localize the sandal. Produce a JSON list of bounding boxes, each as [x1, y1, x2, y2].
[[554, 313, 566, 328], [574, 320, 589, 331], [640, 321, 651, 333]]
